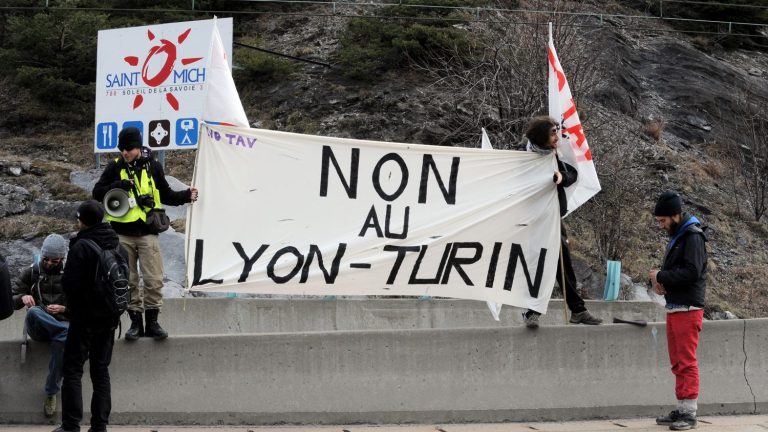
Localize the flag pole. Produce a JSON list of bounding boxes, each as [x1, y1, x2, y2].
[[550, 21, 568, 324], [183, 17, 219, 308], [560, 239, 569, 324]]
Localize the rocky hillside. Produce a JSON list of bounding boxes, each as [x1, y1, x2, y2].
[[1, 1, 767, 317]]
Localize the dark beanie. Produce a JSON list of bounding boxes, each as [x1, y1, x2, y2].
[[653, 191, 682, 216], [77, 200, 105, 227], [118, 127, 142, 151]]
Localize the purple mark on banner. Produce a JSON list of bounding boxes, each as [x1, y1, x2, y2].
[[224, 133, 257, 148]]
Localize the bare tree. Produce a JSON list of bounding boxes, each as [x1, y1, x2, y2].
[[733, 89, 768, 221], [573, 110, 647, 263], [414, 0, 606, 148]]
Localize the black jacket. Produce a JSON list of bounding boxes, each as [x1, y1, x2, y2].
[[13, 262, 68, 321], [92, 149, 191, 237], [0, 254, 13, 321], [62, 222, 126, 329], [556, 156, 578, 217], [657, 215, 707, 308]]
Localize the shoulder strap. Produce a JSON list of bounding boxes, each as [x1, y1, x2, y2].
[[29, 263, 40, 285]]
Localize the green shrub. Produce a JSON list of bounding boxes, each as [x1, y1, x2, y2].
[[0, 8, 107, 118], [15, 66, 91, 105], [336, 2, 474, 80], [234, 38, 297, 83]]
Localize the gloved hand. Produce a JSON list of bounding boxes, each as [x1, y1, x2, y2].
[[112, 179, 134, 191]]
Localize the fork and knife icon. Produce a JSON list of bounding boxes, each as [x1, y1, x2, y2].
[[102, 124, 113, 148]]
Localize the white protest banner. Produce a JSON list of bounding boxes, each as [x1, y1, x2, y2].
[[548, 23, 601, 215], [94, 18, 234, 153], [187, 124, 563, 312]]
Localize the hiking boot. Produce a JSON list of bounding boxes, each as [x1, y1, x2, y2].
[[656, 410, 681, 425], [144, 309, 168, 340], [523, 311, 540, 329], [569, 310, 603, 325], [125, 310, 144, 341], [44, 394, 56, 418], [669, 413, 697, 430]]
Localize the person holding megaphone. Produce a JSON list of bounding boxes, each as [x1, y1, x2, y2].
[[93, 127, 198, 341]]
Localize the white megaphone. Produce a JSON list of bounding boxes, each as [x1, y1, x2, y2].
[[103, 188, 136, 218]]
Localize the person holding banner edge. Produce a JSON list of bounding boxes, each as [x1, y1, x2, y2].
[[92, 127, 198, 341], [522, 116, 602, 328]]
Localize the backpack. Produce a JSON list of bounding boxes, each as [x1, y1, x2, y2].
[[80, 239, 130, 319]]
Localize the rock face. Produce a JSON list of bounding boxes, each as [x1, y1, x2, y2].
[[29, 199, 79, 220], [0, 182, 30, 217], [0, 171, 193, 295]]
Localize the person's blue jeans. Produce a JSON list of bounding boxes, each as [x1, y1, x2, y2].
[[25, 306, 69, 395]]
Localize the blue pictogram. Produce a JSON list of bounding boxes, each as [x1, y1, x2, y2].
[[96, 122, 119, 150], [121, 121, 144, 145], [175, 118, 198, 146]]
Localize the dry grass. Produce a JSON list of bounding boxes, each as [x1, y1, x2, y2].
[[698, 159, 725, 180], [0, 214, 77, 241], [1, 162, 89, 202], [748, 220, 768, 237], [643, 120, 664, 142], [164, 150, 197, 185], [728, 264, 768, 317]]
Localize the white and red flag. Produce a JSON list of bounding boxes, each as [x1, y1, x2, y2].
[[547, 23, 600, 216]]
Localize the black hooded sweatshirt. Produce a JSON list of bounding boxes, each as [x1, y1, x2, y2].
[[62, 222, 126, 329], [657, 214, 708, 308]]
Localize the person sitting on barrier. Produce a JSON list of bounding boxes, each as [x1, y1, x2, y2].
[[650, 191, 707, 431], [12, 233, 70, 418], [521, 116, 602, 328], [92, 126, 198, 341]]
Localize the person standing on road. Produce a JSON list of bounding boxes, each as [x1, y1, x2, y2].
[[54, 201, 124, 432], [650, 191, 708, 431]]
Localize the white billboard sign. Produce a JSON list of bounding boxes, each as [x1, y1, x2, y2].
[[94, 18, 234, 153]]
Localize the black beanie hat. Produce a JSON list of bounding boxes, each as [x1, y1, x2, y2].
[[77, 200, 105, 227], [118, 127, 142, 151], [653, 191, 682, 216]]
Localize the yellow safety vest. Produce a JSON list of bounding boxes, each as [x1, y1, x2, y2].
[[106, 159, 163, 223]]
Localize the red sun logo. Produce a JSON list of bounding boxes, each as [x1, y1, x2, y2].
[[122, 28, 202, 111]]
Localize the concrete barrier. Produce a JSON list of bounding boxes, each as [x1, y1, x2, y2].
[[1, 317, 765, 425], [0, 298, 665, 341]]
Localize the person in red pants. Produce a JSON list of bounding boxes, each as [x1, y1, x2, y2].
[[649, 191, 708, 431]]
